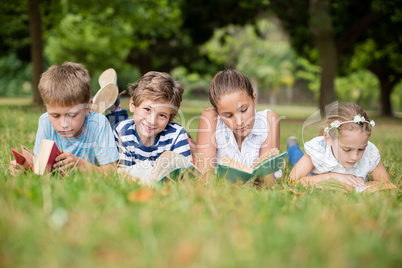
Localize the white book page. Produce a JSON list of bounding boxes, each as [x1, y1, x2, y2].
[[355, 185, 375, 193], [123, 160, 153, 184]]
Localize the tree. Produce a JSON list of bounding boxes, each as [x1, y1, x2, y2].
[[45, 0, 270, 76], [348, 1, 402, 116], [0, 1, 30, 61], [28, 0, 44, 105], [203, 18, 297, 104], [309, 0, 337, 117], [270, 0, 402, 116], [1, 0, 64, 103]]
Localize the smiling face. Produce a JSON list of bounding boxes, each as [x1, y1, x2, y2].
[[47, 101, 91, 138], [215, 90, 257, 141], [130, 98, 174, 146], [325, 129, 370, 168]]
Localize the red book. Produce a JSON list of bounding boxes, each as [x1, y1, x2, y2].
[[11, 145, 34, 171], [34, 139, 62, 175]]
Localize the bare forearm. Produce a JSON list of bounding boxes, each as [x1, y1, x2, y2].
[[294, 173, 330, 187], [76, 159, 117, 174], [294, 172, 365, 188], [195, 152, 216, 174]]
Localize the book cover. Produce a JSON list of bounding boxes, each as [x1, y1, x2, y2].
[[217, 152, 287, 183], [11, 145, 34, 171], [33, 139, 62, 175]]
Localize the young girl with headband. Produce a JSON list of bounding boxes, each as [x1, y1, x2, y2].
[[196, 69, 280, 182], [288, 102, 390, 187]]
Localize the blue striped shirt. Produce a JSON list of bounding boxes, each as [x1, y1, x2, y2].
[[34, 111, 119, 165], [114, 119, 192, 167]]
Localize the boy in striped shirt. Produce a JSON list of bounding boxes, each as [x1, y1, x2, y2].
[[113, 71, 192, 167], [33, 62, 119, 172]]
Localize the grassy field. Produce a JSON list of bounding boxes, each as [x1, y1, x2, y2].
[[0, 98, 401, 268]]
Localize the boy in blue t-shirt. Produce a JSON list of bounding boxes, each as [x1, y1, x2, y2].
[[33, 62, 119, 172], [113, 71, 192, 167]]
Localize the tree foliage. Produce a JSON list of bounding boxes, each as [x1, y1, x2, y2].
[[0, 0, 30, 62], [270, 0, 402, 116], [203, 17, 298, 104]]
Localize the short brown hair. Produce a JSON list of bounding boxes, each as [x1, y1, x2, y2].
[[209, 69, 254, 110], [320, 102, 372, 138], [129, 71, 184, 119], [39, 62, 91, 106]]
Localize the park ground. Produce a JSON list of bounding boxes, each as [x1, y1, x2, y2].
[[0, 97, 401, 268]]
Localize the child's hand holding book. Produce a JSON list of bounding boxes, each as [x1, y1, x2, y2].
[[53, 152, 84, 173]]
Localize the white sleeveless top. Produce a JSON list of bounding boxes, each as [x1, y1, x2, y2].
[[215, 109, 270, 168]]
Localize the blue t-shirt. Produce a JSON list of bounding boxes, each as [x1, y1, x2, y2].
[[34, 111, 119, 165], [114, 119, 192, 167]]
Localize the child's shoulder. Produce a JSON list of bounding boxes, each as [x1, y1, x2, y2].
[[201, 107, 218, 118], [256, 109, 275, 115], [87, 111, 107, 122], [365, 141, 380, 158], [86, 111, 112, 128], [256, 109, 278, 121], [304, 136, 327, 154], [164, 121, 186, 134], [38, 112, 51, 127], [114, 118, 135, 132], [39, 112, 49, 120]]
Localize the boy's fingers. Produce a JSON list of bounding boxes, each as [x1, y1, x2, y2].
[[55, 157, 79, 171], [54, 155, 71, 168], [55, 154, 65, 162], [55, 152, 74, 164], [58, 162, 73, 172]]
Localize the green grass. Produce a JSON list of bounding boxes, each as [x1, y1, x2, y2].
[[0, 98, 401, 268]]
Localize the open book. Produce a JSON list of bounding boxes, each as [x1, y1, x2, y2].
[[354, 181, 396, 193], [119, 151, 201, 185], [10, 139, 62, 175], [313, 179, 397, 194], [217, 148, 287, 183]]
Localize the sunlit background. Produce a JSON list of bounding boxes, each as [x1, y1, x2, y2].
[[1, 0, 401, 116]]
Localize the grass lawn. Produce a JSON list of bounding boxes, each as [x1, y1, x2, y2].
[[0, 97, 401, 268]]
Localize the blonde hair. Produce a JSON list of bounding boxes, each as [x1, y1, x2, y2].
[[209, 69, 255, 110], [319, 103, 372, 138], [129, 71, 184, 121], [39, 62, 91, 107]]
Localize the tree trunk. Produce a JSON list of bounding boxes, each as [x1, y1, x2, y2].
[[126, 50, 151, 76], [369, 62, 402, 117], [28, 0, 44, 105], [309, 0, 337, 117], [379, 79, 392, 117], [376, 73, 401, 117]]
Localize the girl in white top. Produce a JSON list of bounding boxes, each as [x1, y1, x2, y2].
[[289, 103, 390, 187], [196, 70, 280, 181]]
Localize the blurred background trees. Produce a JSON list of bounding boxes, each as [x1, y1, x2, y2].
[[1, 0, 401, 116]]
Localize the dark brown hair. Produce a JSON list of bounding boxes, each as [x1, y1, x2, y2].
[[129, 71, 184, 121], [209, 69, 254, 110]]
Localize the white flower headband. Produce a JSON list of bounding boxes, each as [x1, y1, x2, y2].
[[324, 114, 375, 134]]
